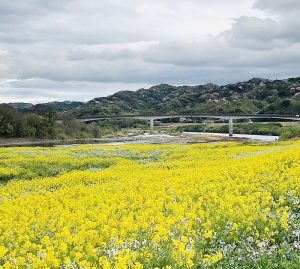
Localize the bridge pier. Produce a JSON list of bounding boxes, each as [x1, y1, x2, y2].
[[150, 117, 154, 134], [229, 117, 233, 137]]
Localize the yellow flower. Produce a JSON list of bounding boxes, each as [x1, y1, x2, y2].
[[133, 262, 143, 269], [0, 246, 8, 258], [280, 210, 289, 231], [203, 251, 223, 264], [203, 230, 213, 239], [0, 141, 299, 267], [99, 256, 111, 269]]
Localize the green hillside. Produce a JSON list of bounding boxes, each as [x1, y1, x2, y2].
[[69, 77, 300, 117]]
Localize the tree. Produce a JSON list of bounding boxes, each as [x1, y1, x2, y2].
[[61, 114, 80, 137]]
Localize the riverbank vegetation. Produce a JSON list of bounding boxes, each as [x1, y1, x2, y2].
[[0, 105, 148, 140], [0, 105, 103, 140], [177, 122, 300, 140], [0, 142, 299, 268], [1, 104, 299, 141]]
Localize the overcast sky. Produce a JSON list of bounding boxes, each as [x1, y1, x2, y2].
[[1, 0, 300, 103]]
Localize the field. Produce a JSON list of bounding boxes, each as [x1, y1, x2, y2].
[[0, 142, 299, 268]]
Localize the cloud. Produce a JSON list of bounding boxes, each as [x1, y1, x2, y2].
[[0, 0, 255, 44], [254, 0, 300, 13], [0, 0, 300, 102], [0, 78, 152, 103]]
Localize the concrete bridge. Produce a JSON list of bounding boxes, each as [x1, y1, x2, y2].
[[65, 115, 300, 136]]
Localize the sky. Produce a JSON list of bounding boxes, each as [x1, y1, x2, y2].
[[0, 0, 300, 103]]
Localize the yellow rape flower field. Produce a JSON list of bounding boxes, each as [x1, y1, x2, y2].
[[0, 141, 299, 268]]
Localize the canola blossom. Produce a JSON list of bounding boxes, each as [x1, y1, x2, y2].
[[0, 142, 299, 268]]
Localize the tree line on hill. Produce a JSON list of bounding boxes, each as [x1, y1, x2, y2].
[[70, 77, 300, 117], [9, 77, 300, 118]]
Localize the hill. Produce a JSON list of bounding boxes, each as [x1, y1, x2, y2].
[[70, 77, 300, 117], [7, 77, 300, 117], [8, 103, 34, 110], [27, 101, 84, 113]]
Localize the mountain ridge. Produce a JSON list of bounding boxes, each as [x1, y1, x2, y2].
[[4, 77, 300, 117], [72, 77, 300, 117]]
